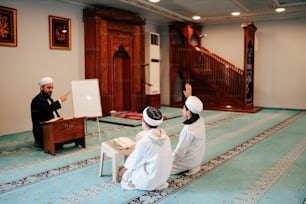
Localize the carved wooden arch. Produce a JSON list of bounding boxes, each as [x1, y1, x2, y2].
[[83, 7, 146, 116], [110, 35, 133, 58]]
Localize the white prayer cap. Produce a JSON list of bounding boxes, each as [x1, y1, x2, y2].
[[142, 106, 163, 127], [39, 77, 53, 86], [185, 96, 203, 114]]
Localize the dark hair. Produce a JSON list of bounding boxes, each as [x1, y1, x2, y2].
[[184, 104, 189, 111]]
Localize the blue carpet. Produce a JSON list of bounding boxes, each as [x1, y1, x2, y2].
[[0, 108, 305, 204]]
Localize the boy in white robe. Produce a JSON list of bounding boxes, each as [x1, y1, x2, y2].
[[119, 106, 173, 191], [171, 84, 206, 175]]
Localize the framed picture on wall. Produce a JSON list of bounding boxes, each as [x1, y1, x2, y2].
[[0, 6, 17, 47], [49, 15, 71, 50]]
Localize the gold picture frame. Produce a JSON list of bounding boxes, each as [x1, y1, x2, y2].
[[49, 15, 71, 50], [0, 6, 17, 47]]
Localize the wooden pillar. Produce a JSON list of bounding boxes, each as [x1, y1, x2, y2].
[[241, 22, 257, 108]]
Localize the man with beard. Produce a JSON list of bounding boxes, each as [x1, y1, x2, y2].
[[31, 77, 69, 149]]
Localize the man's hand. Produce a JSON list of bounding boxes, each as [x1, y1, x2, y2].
[[59, 92, 70, 103], [183, 83, 192, 98]]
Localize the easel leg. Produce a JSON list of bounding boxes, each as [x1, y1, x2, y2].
[[97, 117, 102, 140], [98, 151, 105, 177]]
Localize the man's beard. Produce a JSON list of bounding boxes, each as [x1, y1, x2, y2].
[[41, 91, 52, 97]]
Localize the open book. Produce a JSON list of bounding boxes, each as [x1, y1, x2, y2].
[[112, 137, 135, 149]]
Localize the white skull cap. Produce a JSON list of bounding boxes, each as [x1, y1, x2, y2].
[[185, 96, 203, 114], [142, 106, 163, 126], [39, 77, 53, 86]]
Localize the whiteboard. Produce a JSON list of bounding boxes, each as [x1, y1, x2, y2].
[[71, 79, 102, 117]]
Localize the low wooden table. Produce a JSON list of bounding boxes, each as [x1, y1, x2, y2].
[[98, 137, 136, 183], [41, 117, 86, 155]]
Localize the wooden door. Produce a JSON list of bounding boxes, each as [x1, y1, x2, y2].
[[113, 45, 131, 111]]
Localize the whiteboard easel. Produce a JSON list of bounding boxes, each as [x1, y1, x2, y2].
[[71, 79, 103, 140]]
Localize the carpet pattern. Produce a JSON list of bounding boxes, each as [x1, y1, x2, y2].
[[0, 108, 305, 204], [124, 112, 305, 204], [0, 110, 243, 194]]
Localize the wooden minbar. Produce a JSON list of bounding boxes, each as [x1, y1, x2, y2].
[[41, 117, 86, 155], [169, 23, 261, 113]]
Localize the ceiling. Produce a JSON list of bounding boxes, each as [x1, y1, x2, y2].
[[61, 0, 306, 24]]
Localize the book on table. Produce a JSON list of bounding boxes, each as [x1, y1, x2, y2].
[[112, 137, 135, 149]]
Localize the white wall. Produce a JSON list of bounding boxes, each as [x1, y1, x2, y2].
[[1, 1, 305, 136], [202, 23, 245, 69], [202, 18, 306, 110], [254, 19, 306, 109], [0, 0, 85, 135]]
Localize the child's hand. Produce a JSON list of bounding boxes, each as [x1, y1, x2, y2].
[[183, 83, 192, 98]]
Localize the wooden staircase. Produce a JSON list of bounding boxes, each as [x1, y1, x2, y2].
[[170, 44, 260, 113]]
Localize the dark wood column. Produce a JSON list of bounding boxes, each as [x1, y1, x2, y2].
[[241, 22, 257, 108]]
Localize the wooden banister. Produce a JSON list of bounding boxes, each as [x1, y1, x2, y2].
[[170, 43, 247, 109], [169, 24, 260, 112]]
